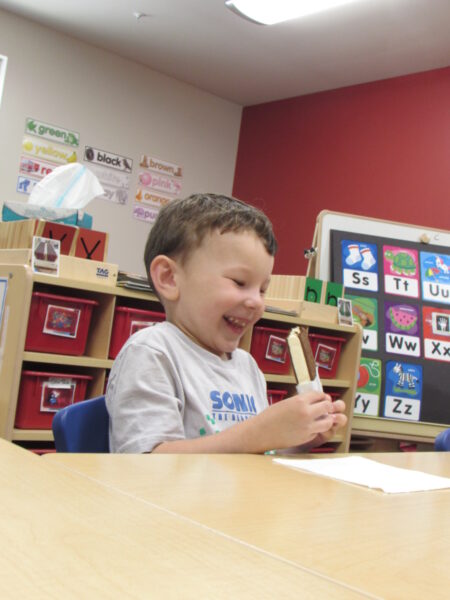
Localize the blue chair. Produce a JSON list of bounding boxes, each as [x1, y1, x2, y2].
[[435, 428, 450, 451], [52, 395, 109, 452]]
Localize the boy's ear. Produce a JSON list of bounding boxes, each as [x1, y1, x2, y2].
[[150, 255, 180, 302]]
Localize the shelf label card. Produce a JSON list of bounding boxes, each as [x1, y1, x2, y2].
[[354, 392, 379, 416], [384, 396, 421, 421]]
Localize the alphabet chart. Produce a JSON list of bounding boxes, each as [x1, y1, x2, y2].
[[331, 230, 449, 426]]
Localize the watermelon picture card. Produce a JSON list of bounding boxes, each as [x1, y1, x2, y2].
[[385, 301, 420, 357]]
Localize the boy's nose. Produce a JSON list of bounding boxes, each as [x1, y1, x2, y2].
[[244, 290, 264, 312]]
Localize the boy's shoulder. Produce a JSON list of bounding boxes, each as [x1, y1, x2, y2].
[[122, 321, 258, 368], [126, 320, 175, 347]]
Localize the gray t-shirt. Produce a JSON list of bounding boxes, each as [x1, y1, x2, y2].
[[106, 321, 268, 453]]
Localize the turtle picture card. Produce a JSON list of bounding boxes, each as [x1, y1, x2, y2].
[[332, 229, 450, 426], [383, 245, 419, 298]]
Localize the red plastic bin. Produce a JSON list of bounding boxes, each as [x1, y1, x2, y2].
[[14, 370, 93, 429], [109, 306, 165, 358], [250, 326, 291, 375], [308, 333, 346, 379], [267, 389, 288, 405], [25, 291, 98, 356]]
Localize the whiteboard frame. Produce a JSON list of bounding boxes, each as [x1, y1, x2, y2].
[[0, 54, 7, 109], [315, 210, 450, 281]]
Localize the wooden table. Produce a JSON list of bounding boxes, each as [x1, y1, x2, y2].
[[0, 439, 372, 599], [45, 451, 450, 600]]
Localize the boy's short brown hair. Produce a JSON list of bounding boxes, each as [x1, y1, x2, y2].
[[144, 193, 277, 286]]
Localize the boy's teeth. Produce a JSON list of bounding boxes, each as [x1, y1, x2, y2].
[[227, 317, 246, 327]]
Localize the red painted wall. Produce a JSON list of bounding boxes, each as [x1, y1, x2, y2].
[[233, 67, 450, 275]]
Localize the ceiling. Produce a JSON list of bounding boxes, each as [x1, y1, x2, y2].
[[1, 0, 449, 105]]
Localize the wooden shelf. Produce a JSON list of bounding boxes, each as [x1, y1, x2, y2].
[[257, 301, 362, 452], [0, 263, 362, 454], [352, 416, 448, 444], [265, 374, 297, 385], [0, 262, 164, 444], [12, 429, 54, 442], [23, 352, 113, 369], [265, 375, 352, 388]]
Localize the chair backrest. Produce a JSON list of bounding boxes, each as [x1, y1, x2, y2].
[[434, 428, 450, 452], [52, 396, 109, 452]]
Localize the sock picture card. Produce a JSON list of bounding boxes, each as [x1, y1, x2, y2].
[[341, 240, 378, 292]]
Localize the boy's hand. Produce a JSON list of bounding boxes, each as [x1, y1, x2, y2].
[[248, 392, 347, 452], [152, 392, 347, 455], [300, 398, 347, 450]]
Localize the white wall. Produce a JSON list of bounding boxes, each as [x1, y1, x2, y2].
[[0, 9, 242, 275]]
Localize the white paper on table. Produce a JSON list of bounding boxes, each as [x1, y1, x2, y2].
[[273, 456, 450, 493]]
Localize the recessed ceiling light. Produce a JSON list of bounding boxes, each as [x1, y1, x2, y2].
[[225, 0, 366, 25]]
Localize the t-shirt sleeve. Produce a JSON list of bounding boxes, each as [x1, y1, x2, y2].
[[106, 340, 186, 453]]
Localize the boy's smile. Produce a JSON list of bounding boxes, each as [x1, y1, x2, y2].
[[169, 229, 274, 359]]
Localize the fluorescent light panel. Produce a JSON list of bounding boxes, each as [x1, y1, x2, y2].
[[225, 0, 365, 25]]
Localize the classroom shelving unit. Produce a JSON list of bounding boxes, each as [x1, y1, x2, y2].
[[240, 301, 362, 452], [0, 257, 362, 453], [0, 257, 163, 448]]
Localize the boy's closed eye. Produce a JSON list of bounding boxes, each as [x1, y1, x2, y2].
[[232, 279, 245, 287]]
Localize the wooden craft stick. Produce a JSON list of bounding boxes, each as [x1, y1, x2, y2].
[[287, 326, 323, 393]]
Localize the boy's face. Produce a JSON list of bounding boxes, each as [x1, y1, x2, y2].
[[171, 229, 274, 359]]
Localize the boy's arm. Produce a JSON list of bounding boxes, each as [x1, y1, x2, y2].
[[152, 392, 346, 454]]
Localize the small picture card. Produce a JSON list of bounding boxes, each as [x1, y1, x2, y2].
[[338, 298, 353, 326], [432, 312, 450, 337], [43, 304, 81, 338], [130, 320, 157, 336], [314, 343, 337, 370], [32, 236, 60, 277], [265, 334, 288, 363], [41, 380, 75, 413], [0, 277, 7, 330]]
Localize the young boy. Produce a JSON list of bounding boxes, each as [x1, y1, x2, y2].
[[106, 193, 347, 453]]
